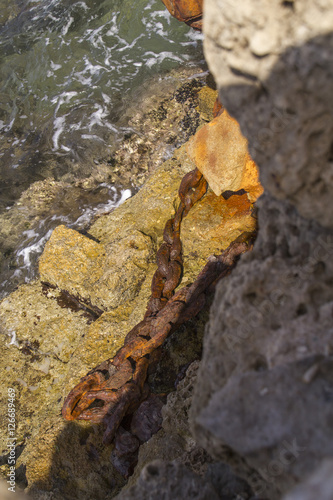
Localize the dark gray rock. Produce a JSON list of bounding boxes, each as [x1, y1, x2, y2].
[[283, 459, 333, 500], [191, 1, 333, 498], [115, 460, 220, 500]]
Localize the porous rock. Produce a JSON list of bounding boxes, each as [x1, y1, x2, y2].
[[115, 459, 219, 500], [39, 225, 155, 312], [0, 71, 207, 299], [119, 360, 221, 496], [181, 190, 256, 285], [203, 0, 333, 228], [0, 281, 126, 499], [197, 86, 218, 122], [283, 459, 333, 500], [190, 1, 333, 497], [191, 193, 333, 498], [39, 149, 257, 308]]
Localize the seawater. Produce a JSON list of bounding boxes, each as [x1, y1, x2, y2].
[[0, 0, 204, 297]]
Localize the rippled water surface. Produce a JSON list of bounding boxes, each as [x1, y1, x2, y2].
[[0, 0, 203, 207]]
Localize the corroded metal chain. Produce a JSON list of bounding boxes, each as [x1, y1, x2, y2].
[[145, 167, 208, 317], [62, 168, 254, 444]]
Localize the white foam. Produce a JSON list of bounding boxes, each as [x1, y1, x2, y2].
[[17, 229, 53, 267], [118, 189, 132, 204], [87, 105, 117, 132], [102, 92, 111, 104], [145, 51, 183, 68], [105, 14, 119, 37], [186, 30, 204, 41], [74, 1, 89, 11], [52, 116, 66, 150], [5, 117, 15, 132], [52, 91, 78, 114], [62, 16, 74, 36], [81, 134, 105, 142], [150, 9, 172, 24], [50, 61, 62, 71], [73, 187, 132, 227], [117, 34, 145, 53]]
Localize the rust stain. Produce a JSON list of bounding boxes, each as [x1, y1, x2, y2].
[[186, 109, 264, 202]]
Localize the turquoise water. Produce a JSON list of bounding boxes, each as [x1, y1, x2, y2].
[[0, 0, 203, 208], [0, 0, 204, 297]]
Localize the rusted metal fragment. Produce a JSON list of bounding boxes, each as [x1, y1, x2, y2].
[[161, 0, 203, 29], [213, 96, 224, 118]]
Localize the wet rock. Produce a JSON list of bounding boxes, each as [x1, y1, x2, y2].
[[0, 68, 207, 300], [0, 175, 130, 299], [161, 0, 203, 29], [109, 73, 206, 187], [186, 110, 263, 203], [197, 87, 218, 122], [89, 154, 191, 246]]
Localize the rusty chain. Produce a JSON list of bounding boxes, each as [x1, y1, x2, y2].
[[62, 168, 255, 444]]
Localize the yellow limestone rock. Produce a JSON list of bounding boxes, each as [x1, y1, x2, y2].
[[38, 224, 155, 311], [39, 225, 105, 306], [186, 110, 264, 202]]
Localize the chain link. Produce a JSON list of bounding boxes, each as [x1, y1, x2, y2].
[[62, 168, 255, 444]]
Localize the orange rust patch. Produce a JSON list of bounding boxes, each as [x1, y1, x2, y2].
[[186, 110, 264, 202]]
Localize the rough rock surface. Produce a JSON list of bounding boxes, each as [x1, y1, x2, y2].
[[283, 459, 333, 500], [203, 0, 333, 228], [117, 361, 255, 500], [187, 110, 263, 202], [196, 86, 218, 123], [110, 70, 207, 188], [190, 1, 333, 499], [115, 460, 220, 500]]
